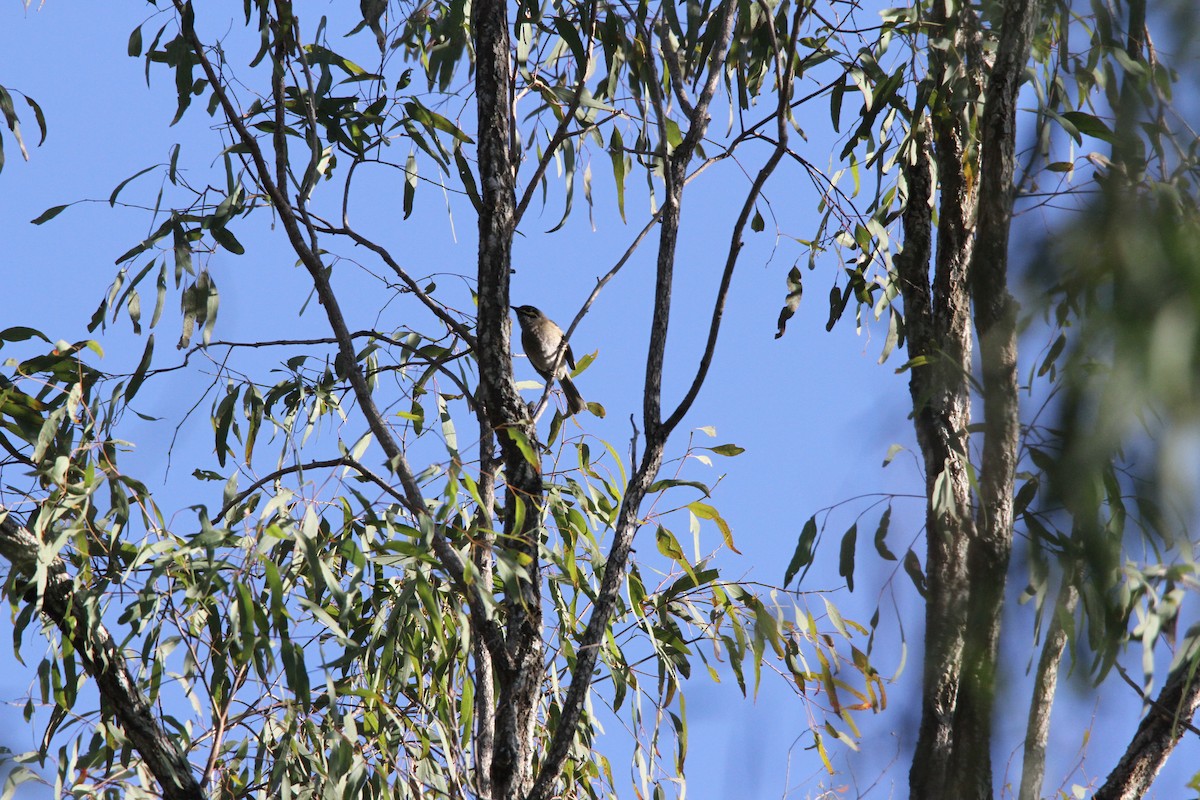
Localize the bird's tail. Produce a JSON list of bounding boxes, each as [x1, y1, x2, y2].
[[560, 376, 587, 416]]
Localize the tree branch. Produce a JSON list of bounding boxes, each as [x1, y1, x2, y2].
[[171, 0, 425, 514], [0, 509, 203, 800], [527, 6, 744, 798], [662, 0, 798, 436], [472, 0, 546, 795], [1094, 650, 1200, 800], [1018, 566, 1078, 800]]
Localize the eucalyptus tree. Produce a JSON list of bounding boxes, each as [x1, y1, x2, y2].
[[6, 0, 1200, 798], [773, 0, 1200, 797], [0, 1, 881, 799]]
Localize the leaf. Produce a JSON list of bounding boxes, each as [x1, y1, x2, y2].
[[210, 225, 245, 255], [873, 505, 896, 561], [0, 326, 50, 344], [128, 25, 143, 57], [609, 127, 627, 221], [213, 384, 240, 468], [881, 443, 904, 467], [1013, 479, 1039, 517], [829, 78, 846, 133], [454, 147, 482, 212], [878, 306, 900, 364], [784, 516, 818, 588], [1060, 110, 1114, 143], [751, 208, 765, 232], [30, 204, 69, 225], [503, 427, 539, 468], [403, 152, 418, 219], [839, 523, 858, 591], [707, 443, 745, 457], [23, 95, 46, 147], [553, 16, 587, 73], [110, 164, 160, 207], [405, 100, 474, 144], [687, 501, 740, 554], [655, 524, 686, 561], [775, 266, 803, 339], [903, 549, 927, 597], [1038, 333, 1066, 377], [646, 478, 711, 496]]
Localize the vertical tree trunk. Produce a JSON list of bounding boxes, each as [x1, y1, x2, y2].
[[905, 1, 982, 786], [908, 0, 1039, 795], [472, 0, 545, 796], [946, 0, 1039, 794]]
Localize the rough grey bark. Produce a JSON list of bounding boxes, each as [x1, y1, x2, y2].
[[0, 511, 203, 800], [471, 0, 546, 796], [898, 116, 977, 799], [947, 0, 1040, 793], [905, 0, 1039, 795], [904, 1, 981, 788], [1092, 655, 1200, 800]]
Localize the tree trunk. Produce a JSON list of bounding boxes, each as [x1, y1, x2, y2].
[[472, 0, 545, 796]]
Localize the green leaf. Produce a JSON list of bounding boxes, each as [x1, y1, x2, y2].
[[403, 152, 418, 219], [784, 516, 818, 588], [646, 478, 712, 496], [210, 225, 245, 255], [830, 78, 846, 133], [687, 501, 740, 554], [1060, 110, 1114, 143], [873, 505, 896, 561], [213, 384, 240, 468], [126, 335, 156, 402], [0, 326, 50, 344], [903, 549, 927, 597], [838, 523, 857, 591], [23, 95, 46, 147], [655, 524, 686, 561], [110, 164, 160, 207], [405, 100, 474, 144], [30, 204, 69, 225], [504, 427, 539, 467], [775, 266, 803, 339], [608, 127, 627, 221], [128, 25, 143, 57], [553, 16, 587, 73], [454, 147, 482, 212], [707, 443, 745, 457]]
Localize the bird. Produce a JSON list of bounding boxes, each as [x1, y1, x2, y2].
[[512, 304, 587, 416]]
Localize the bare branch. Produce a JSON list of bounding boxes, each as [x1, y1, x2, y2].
[[528, 5, 745, 797], [656, 20, 695, 118], [662, 1, 799, 436]]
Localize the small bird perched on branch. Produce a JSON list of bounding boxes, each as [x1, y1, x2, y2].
[[512, 305, 586, 416]]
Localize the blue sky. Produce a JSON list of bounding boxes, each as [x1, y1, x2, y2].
[[1, 2, 1198, 799]]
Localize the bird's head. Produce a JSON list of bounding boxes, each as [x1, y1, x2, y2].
[[512, 305, 545, 324]]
